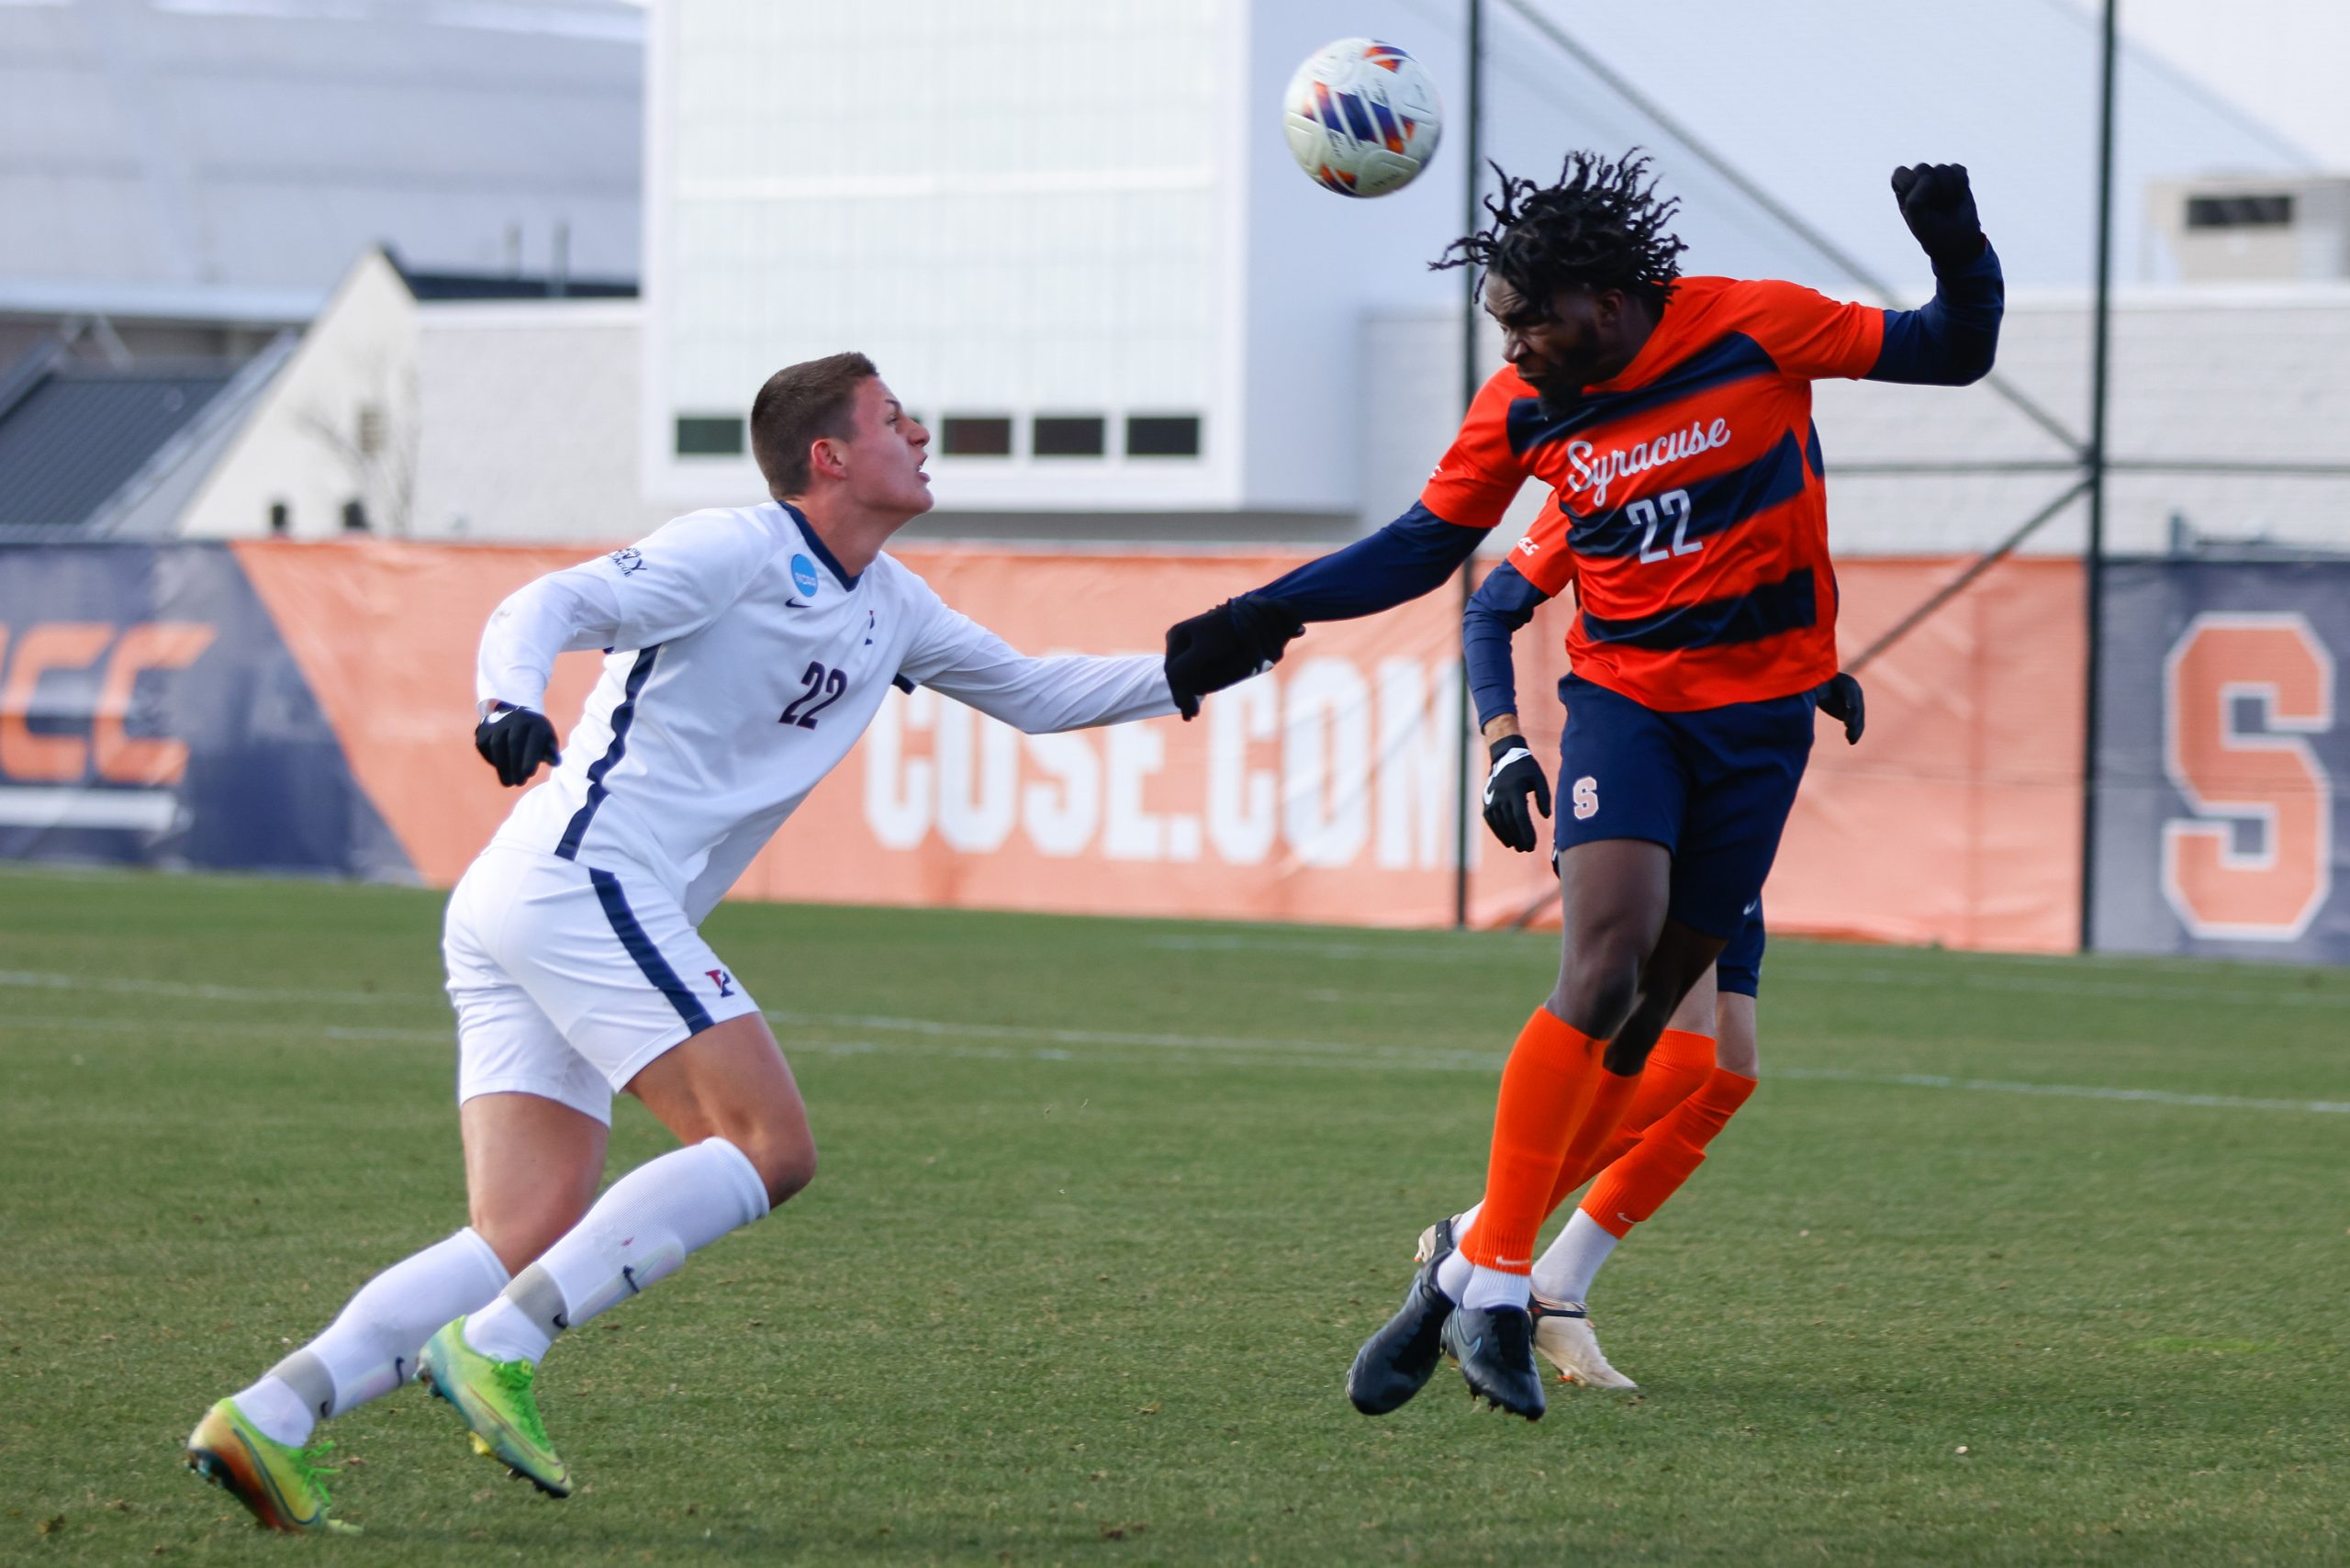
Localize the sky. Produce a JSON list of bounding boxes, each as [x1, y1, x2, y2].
[[2072, 0, 2350, 165], [607, 0, 2350, 168]]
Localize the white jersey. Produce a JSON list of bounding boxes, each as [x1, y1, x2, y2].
[[475, 501, 1173, 921]]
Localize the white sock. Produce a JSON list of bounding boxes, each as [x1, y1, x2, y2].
[[237, 1226, 509, 1447], [1461, 1263, 1533, 1312], [464, 1137, 769, 1365], [1435, 1248, 1472, 1303], [1429, 1205, 1482, 1304], [1532, 1209, 1620, 1306], [230, 1375, 315, 1449]]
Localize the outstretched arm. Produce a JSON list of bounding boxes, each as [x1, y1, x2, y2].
[[1163, 373, 1530, 718], [901, 600, 1174, 734], [1257, 503, 1488, 622], [1164, 502, 1499, 718]]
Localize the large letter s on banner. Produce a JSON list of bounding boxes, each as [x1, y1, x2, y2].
[[2160, 613, 2334, 940]]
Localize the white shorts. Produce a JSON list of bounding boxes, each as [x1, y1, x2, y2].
[[442, 846, 761, 1123]]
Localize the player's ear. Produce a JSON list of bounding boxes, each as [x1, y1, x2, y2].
[[808, 436, 849, 483]]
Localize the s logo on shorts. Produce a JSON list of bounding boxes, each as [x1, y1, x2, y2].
[[1572, 776, 1599, 820]]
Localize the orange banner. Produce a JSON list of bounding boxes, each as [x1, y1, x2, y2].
[[231, 541, 2082, 950]]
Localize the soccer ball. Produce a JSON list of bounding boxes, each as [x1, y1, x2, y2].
[[1282, 38, 1443, 198]]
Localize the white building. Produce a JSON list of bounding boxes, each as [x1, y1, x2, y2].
[[637, 0, 2321, 538], [15, 0, 2348, 553]]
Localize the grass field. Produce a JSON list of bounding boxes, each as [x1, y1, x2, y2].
[[2, 864, 2344, 1565]]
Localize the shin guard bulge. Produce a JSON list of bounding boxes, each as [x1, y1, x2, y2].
[[1459, 1010, 1607, 1277], [1541, 1027, 1715, 1215], [468, 1137, 771, 1362], [1580, 1068, 1758, 1239], [248, 1227, 510, 1445]]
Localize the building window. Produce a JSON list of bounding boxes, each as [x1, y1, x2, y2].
[[1032, 415, 1105, 458], [941, 416, 1013, 457], [1126, 414, 1201, 458], [675, 414, 745, 456], [2185, 194, 2293, 230], [355, 405, 386, 457]]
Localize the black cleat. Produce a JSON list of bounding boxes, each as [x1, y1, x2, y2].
[[1346, 1216, 1458, 1416], [1441, 1304, 1546, 1420]]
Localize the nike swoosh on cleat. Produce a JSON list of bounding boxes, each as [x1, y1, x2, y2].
[[230, 1426, 319, 1528]]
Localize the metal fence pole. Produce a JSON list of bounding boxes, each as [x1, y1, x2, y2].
[[2079, 0, 2119, 952], [1452, 0, 1483, 929]]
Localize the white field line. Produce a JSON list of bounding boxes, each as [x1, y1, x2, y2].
[[0, 969, 423, 1006], [14, 951, 2350, 1015], [1156, 931, 2348, 981], [6, 1014, 449, 1043], [1146, 937, 2350, 1010], [3, 989, 2344, 1115], [1813, 967, 2350, 1010], [756, 1007, 1489, 1067], [1773, 1067, 2350, 1115]]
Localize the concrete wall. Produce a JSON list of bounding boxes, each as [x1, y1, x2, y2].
[[411, 300, 667, 543]]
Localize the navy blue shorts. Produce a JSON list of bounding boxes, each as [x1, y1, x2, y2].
[[1551, 674, 1815, 940], [1716, 902, 1765, 997]]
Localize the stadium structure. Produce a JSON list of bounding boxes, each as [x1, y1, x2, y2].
[[1, 0, 2347, 964]]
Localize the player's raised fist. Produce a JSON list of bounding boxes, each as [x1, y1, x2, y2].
[[475, 704, 562, 786], [1164, 595, 1304, 720], [1890, 163, 1983, 266]]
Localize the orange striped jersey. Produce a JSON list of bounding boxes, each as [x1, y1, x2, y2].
[[1421, 276, 1886, 711]]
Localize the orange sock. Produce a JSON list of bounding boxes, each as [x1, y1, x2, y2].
[[1459, 1009, 1606, 1274], [1547, 1065, 1641, 1207], [1580, 1066, 1758, 1238], [1542, 1027, 1715, 1214]]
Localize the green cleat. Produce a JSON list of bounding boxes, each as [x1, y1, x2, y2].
[[417, 1317, 572, 1497], [185, 1397, 358, 1534]]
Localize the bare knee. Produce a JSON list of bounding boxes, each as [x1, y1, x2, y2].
[[471, 1196, 588, 1277], [676, 1111, 815, 1209], [733, 1125, 817, 1208], [1550, 926, 1648, 1036], [1714, 992, 1761, 1076]]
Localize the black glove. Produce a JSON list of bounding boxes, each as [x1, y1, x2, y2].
[[1164, 595, 1304, 720], [1481, 734, 1551, 853], [475, 704, 562, 786], [1890, 163, 1983, 268], [1815, 671, 1865, 745]]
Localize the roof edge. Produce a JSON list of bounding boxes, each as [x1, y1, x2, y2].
[[0, 279, 326, 324]]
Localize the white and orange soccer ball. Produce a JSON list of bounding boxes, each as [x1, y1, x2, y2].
[[1282, 38, 1443, 198]]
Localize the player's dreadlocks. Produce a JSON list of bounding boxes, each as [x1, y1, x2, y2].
[[1434, 150, 1686, 308]]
